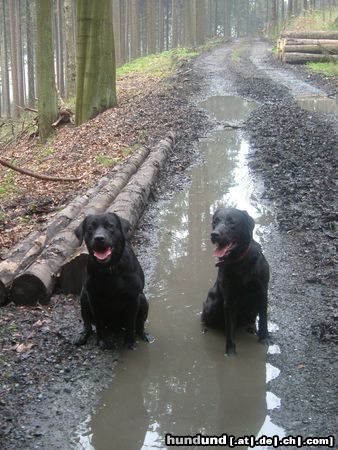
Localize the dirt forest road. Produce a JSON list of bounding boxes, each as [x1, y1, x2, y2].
[[1, 39, 337, 449]]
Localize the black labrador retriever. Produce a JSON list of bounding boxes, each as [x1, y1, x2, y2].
[[202, 207, 270, 356], [74, 212, 150, 350]]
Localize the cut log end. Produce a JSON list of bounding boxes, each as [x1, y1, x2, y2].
[[10, 274, 51, 306]]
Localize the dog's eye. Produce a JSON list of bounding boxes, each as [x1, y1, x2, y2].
[[104, 221, 115, 230]]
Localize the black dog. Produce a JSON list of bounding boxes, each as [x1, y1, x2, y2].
[[74, 212, 150, 350], [202, 207, 270, 356]]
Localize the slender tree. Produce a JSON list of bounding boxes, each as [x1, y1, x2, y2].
[[0, 0, 10, 116], [26, 0, 36, 108], [36, 0, 58, 142], [76, 0, 117, 125]]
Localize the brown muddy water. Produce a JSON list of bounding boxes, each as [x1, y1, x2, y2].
[[296, 94, 338, 116], [75, 96, 285, 449]]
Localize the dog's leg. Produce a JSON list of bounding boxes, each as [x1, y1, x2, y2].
[[74, 290, 93, 346], [224, 300, 237, 356], [258, 290, 270, 344], [124, 301, 138, 350], [136, 293, 154, 343]]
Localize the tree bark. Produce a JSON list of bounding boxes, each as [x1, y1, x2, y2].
[[36, 0, 58, 142], [75, 0, 117, 125]]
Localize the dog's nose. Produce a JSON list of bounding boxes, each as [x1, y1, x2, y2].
[[211, 231, 220, 240], [94, 234, 105, 243]]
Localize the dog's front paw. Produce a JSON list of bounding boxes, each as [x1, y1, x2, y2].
[[142, 332, 155, 344], [126, 341, 137, 350], [246, 323, 257, 335], [97, 338, 113, 350], [259, 335, 272, 346], [74, 330, 91, 346], [225, 344, 236, 357]]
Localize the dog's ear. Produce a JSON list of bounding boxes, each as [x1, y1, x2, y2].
[[107, 213, 132, 240], [242, 211, 255, 234], [74, 217, 88, 245]]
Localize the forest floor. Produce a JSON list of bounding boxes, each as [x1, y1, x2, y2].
[[0, 39, 337, 449]]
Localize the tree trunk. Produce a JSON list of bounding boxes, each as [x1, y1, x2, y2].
[[56, 0, 65, 98], [146, 0, 157, 55], [196, 0, 205, 46], [130, 0, 140, 59], [26, 0, 36, 108], [64, 0, 76, 97], [75, 0, 117, 125], [172, 0, 179, 48], [158, 0, 164, 53], [0, 0, 10, 116], [9, 0, 20, 117], [36, 0, 58, 142], [224, 0, 232, 38], [16, 0, 25, 108]]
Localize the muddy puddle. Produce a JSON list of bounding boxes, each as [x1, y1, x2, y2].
[[296, 94, 338, 115], [75, 96, 284, 449]]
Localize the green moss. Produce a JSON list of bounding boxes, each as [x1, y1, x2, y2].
[[306, 61, 338, 77]]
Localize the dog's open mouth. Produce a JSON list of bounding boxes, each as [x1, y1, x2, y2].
[[213, 242, 236, 259], [93, 247, 112, 262]]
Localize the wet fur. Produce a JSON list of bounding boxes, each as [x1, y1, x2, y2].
[[74, 212, 150, 350], [202, 207, 270, 356]]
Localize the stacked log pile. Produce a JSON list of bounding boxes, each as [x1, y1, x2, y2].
[[0, 132, 176, 306], [277, 31, 338, 64]]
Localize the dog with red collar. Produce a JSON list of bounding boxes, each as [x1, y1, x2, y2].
[[202, 207, 270, 356]]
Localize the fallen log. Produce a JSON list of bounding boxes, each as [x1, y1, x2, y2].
[[283, 38, 338, 46], [281, 31, 338, 39], [59, 132, 176, 295], [10, 133, 175, 305], [282, 52, 338, 64], [283, 43, 338, 54], [0, 146, 149, 306]]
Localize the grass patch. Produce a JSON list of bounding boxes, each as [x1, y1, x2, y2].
[[0, 169, 16, 199], [96, 154, 121, 167], [117, 48, 199, 79], [306, 61, 338, 77], [231, 50, 240, 62]]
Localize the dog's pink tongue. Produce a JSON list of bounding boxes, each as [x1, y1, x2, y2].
[[213, 243, 232, 258], [94, 248, 112, 261]]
